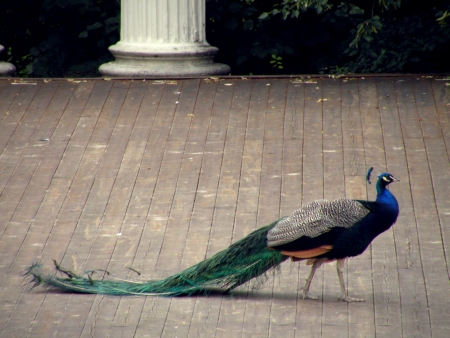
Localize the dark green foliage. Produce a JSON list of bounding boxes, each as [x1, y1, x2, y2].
[[1, 0, 449, 77], [26, 222, 288, 296], [207, 0, 450, 74], [0, 0, 119, 77], [322, 2, 450, 73]]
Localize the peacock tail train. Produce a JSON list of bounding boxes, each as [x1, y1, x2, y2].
[[26, 222, 288, 296]]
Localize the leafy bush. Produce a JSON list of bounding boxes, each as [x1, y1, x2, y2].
[[322, 2, 450, 73], [0, 0, 119, 77], [207, 0, 450, 74], [0, 0, 449, 76]]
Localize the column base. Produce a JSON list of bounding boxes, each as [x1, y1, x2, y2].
[[0, 62, 15, 77], [99, 42, 230, 77], [0, 45, 15, 77]]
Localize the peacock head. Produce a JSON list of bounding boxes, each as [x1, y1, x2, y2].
[[366, 167, 399, 186], [377, 172, 399, 187]]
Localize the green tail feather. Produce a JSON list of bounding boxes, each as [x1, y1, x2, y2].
[[26, 222, 287, 296]]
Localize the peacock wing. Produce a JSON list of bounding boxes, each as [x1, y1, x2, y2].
[[266, 198, 370, 247]]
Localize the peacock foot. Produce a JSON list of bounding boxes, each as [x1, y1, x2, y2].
[[338, 294, 365, 303], [300, 288, 319, 300]]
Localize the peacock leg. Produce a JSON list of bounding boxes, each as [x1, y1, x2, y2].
[[299, 258, 325, 300], [336, 259, 365, 302]]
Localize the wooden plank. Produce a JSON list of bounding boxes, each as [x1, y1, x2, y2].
[[56, 83, 127, 223], [245, 79, 270, 140], [159, 140, 206, 338], [25, 81, 122, 338], [0, 82, 94, 336], [0, 84, 42, 225], [294, 79, 324, 338], [214, 79, 251, 338], [284, 80, 304, 140], [370, 77, 403, 337], [0, 84, 37, 150], [168, 79, 200, 142], [124, 81, 183, 272], [182, 81, 230, 338], [302, 79, 323, 193], [77, 82, 175, 338], [347, 77, 382, 337], [0, 80, 22, 119], [431, 78, 450, 281], [130, 81, 185, 338], [0, 82, 76, 298], [162, 81, 224, 338], [410, 78, 450, 337], [230, 137, 262, 243], [341, 78, 365, 176], [394, 78, 433, 338], [0, 82, 59, 222], [345, 78, 380, 338], [0, 84, 109, 338], [185, 143, 225, 338], [207, 79, 235, 142], [11, 81, 94, 224], [320, 78, 350, 338], [186, 79, 217, 144], [50, 80, 114, 181], [277, 81, 304, 335], [243, 138, 284, 337]]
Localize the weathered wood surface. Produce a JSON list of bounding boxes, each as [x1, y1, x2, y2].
[[0, 77, 449, 338]]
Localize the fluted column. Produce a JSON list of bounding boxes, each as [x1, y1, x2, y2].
[[99, 0, 230, 77], [0, 45, 15, 77]]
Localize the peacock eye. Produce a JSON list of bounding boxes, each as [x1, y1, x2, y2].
[[382, 176, 390, 182]]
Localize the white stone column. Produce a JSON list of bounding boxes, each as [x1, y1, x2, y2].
[[0, 45, 15, 77], [99, 0, 230, 77]]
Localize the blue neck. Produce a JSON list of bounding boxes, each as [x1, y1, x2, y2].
[[376, 179, 392, 200], [373, 178, 399, 233], [376, 178, 388, 195]]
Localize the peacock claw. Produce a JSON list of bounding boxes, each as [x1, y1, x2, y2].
[[300, 288, 319, 300], [338, 295, 365, 303]]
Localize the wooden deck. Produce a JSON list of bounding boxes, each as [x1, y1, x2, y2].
[[0, 76, 449, 337]]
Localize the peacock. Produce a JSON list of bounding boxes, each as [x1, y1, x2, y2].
[[26, 169, 399, 302]]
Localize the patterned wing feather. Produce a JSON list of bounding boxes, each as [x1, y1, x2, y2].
[[266, 198, 370, 247]]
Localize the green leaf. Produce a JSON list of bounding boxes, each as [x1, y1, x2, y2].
[[284, 46, 294, 55], [236, 55, 247, 65], [86, 22, 103, 31], [30, 47, 39, 56], [258, 12, 269, 20], [225, 19, 238, 30], [251, 45, 267, 58], [228, 2, 243, 13], [243, 7, 258, 17], [363, 34, 373, 42], [349, 6, 364, 15], [243, 19, 253, 30]]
